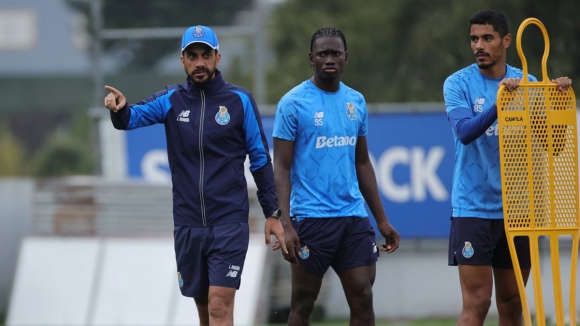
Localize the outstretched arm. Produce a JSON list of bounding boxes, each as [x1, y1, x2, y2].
[[104, 85, 173, 130], [105, 85, 131, 129], [104, 85, 127, 113]]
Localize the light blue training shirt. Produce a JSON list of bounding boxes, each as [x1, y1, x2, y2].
[[273, 79, 369, 221], [443, 63, 536, 218]]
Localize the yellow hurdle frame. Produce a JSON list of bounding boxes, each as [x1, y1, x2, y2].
[[497, 18, 578, 326]]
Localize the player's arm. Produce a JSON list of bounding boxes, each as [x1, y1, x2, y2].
[[272, 97, 300, 263], [448, 106, 498, 144], [273, 137, 299, 263], [444, 77, 497, 145], [355, 136, 399, 253]]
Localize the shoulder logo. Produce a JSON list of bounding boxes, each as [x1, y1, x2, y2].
[[193, 27, 205, 38], [314, 111, 324, 126], [346, 102, 358, 120], [177, 272, 184, 287], [462, 241, 474, 258], [177, 110, 190, 122], [299, 245, 310, 259], [473, 97, 485, 112], [215, 106, 230, 125]]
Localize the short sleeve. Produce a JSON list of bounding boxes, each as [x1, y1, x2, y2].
[[443, 75, 468, 114], [359, 99, 368, 137], [273, 97, 298, 141]]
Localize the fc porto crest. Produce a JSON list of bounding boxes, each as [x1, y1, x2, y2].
[[299, 245, 310, 259], [215, 106, 230, 125], [462, 241, 474, 258], [346, 102, 358, 120], [193, 27, 205, 38], [177, 272, 184, 287]]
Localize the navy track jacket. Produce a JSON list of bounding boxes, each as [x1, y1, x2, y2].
[[110, 70, 278, 227]]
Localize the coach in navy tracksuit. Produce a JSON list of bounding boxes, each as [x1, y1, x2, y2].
[[103, 25, 288, 326]]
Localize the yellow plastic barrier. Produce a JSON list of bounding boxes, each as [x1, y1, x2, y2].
[[497, 18, 578, 326]]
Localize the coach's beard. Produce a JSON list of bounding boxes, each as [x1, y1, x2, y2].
[[188, 68, 215, 85]]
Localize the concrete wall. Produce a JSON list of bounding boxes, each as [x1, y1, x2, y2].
[[0, 179, 33, 318], [7, 237, 270, 326]]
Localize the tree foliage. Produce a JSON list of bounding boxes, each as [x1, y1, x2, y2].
[[0, 122, 27, 176], [267, 0, 580, 103], [29, 111, 95, 177], [64, 0, 580, 103], [66, 0, 253, 71]]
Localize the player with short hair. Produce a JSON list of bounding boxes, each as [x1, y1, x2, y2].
[[103, 25, 287, 326], [273, 27, 400, 326], [444, 9, 572, 326]]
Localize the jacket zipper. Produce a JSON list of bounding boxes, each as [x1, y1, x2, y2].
[[199, 90, 207, 226]]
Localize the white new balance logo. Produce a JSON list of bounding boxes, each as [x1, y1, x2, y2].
[[473, 98, 485, 112], [226, 270, 238, 277], [177, 110, 190, 122], [314, 111, 324, 126], [226, 264, 240, 278]]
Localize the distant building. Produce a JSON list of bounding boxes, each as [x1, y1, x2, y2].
[[0, 0, 91, 76]]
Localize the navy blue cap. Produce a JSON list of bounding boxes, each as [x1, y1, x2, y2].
[[181, 25, 219, 52]]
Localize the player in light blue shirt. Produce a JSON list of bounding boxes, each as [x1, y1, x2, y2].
[[273, 27, 399, 325], [443, 10, 572, 326], [273, 79, 369, 220], [445, 63, 537, 219]]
